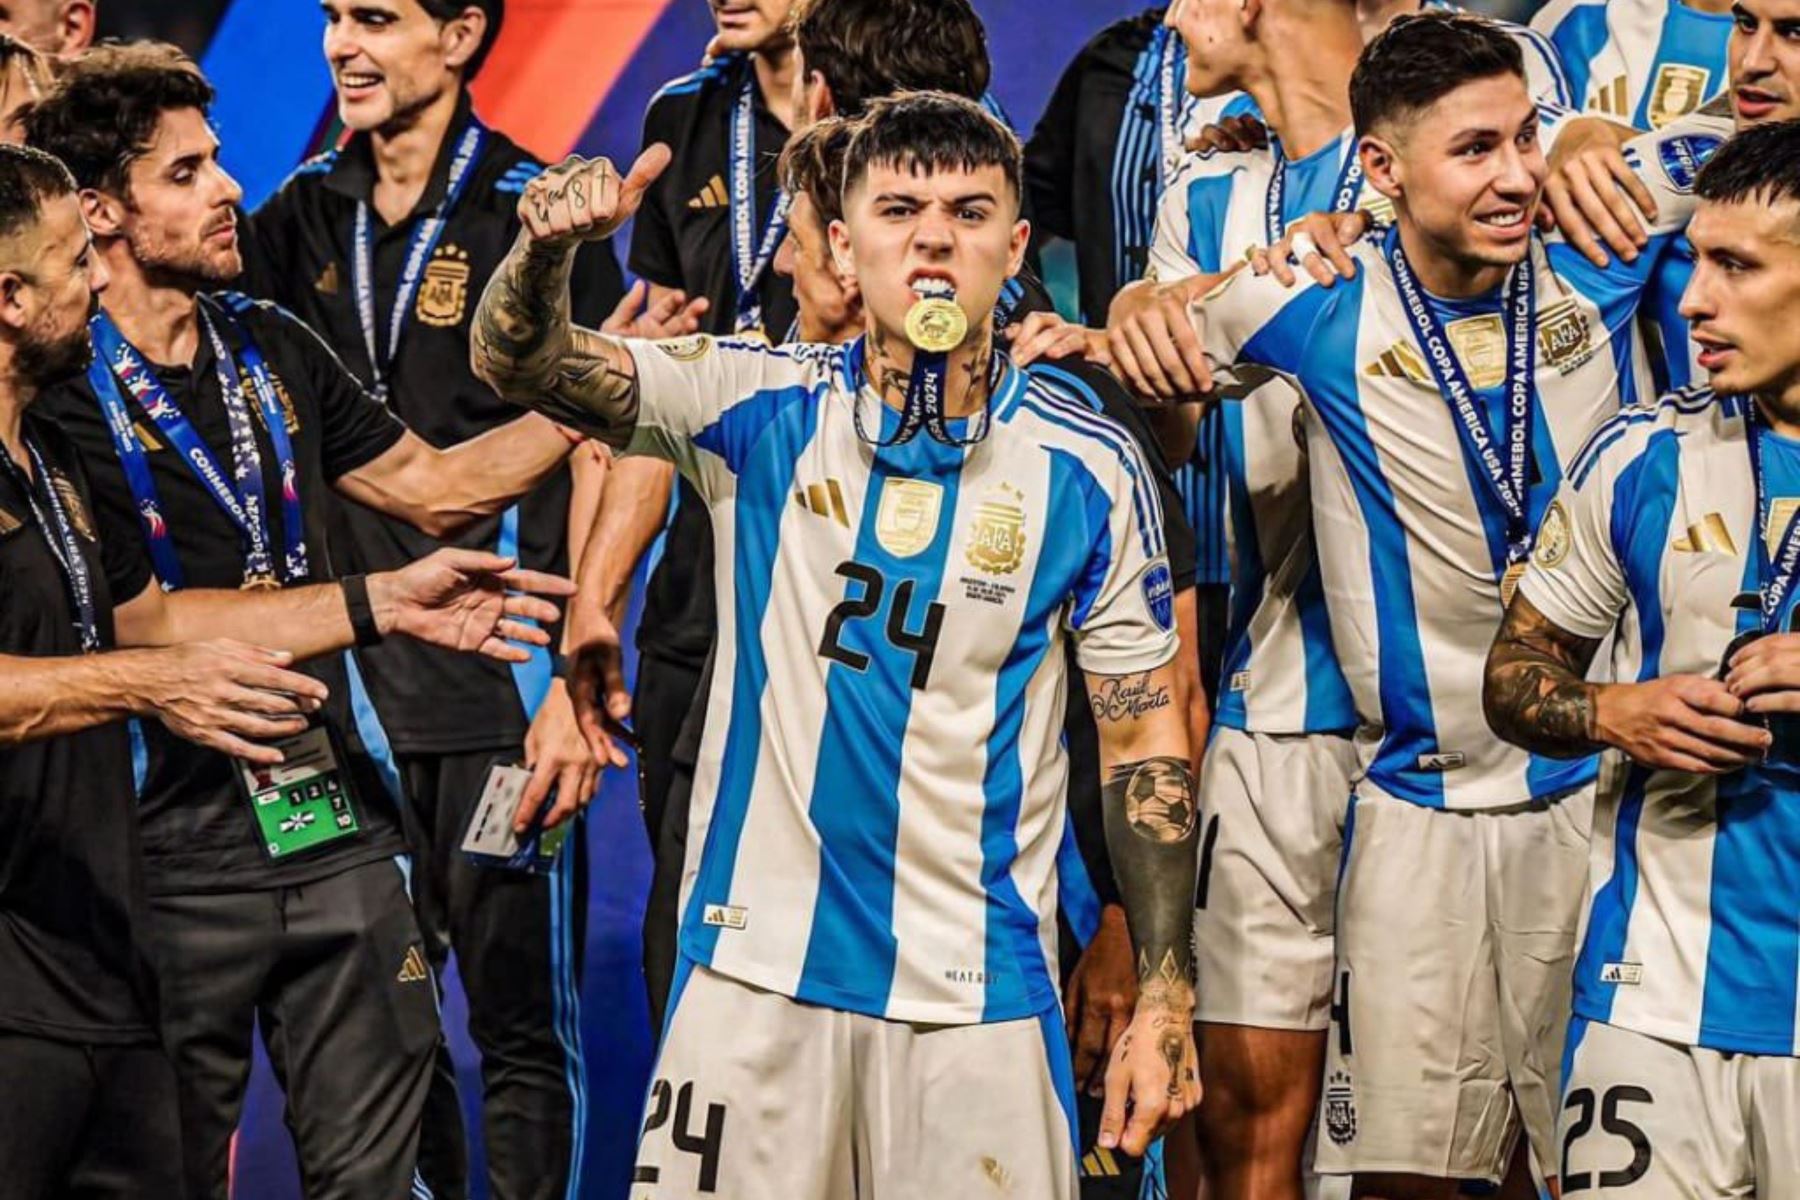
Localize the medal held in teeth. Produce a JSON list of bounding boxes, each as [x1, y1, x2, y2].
[[904, 280, 967, 354]]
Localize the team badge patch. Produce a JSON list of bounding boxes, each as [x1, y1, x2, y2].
[[1648, 64, 1710, 129], [1767, 498, 1800, 558], [1444, 314, 1507, 390], [875, 478, 943, 558], [1324, 1072, 1358, 1146], [655, 334, 711, 362], [1537, 297, 1595, 374], [1534, 499, 1572, 569], [964, 483, 1027, 575], [416, 244, 471, 327], [1658, 133, 1724, 195], [50, 473, 97, 542], [1141, 562, 1175, 631]]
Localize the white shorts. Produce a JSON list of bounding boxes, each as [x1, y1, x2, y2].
[[631, 961, 1079, 1200], [1561, 1019, 1800, 1199], [1193, 727, 1356, 1030], [1315, 782, 1593, 1184]]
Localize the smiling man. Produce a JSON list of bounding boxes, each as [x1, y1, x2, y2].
[[1484, 119, 1800, 1197], [473, 91, 1201, 1198]]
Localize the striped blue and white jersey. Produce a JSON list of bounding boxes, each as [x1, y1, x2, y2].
[[1203, 227, 1662, 808], [1147, 131, 1373, 733], [1523, 389, 1800, 1056], [626, 335, 1178, 1024], [1532, 0, 1731, 130]]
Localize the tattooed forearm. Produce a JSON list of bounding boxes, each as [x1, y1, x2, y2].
[[1103, 754, 1199, 1014], [1483, 592, 1605, 758], [1090, 672, 1174, 723], [472, 233, 641, 448]]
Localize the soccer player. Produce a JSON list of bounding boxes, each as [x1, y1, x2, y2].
[[476, 90, 1201, 1197], [1483, 119, 1800, 1196], [0, 0, 91, 57], [1531, 0, 1731, 131], [1174, 14, 1681, 1195], [0, 141, 571, 1199], [22, 44, 589, 1199], [239, 2, 649, 1190]]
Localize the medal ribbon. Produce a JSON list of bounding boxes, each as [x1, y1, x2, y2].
[[729, 69, 791, 336], [1264, 133, 1365, 247], [0, 436, 99, 651], [1387, 230, 1538, 574], [850, 338, 1000, 449], [353, 120, 486, 398], [1745, 404, 1800, 633]]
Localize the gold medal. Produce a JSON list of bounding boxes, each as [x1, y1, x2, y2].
[[1500, 561, 1526, 608], [241, 573, 281, 591], [904, 296, 968, 354]]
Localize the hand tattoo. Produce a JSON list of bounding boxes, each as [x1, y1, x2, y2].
[[1483, 592, 1604, 758]]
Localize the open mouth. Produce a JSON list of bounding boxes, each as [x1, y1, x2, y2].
[[1476, 208, 1527, 230], [1736, 87, 1783, 121], [337, 71, 383, 95], [908, 271, 956, 297]]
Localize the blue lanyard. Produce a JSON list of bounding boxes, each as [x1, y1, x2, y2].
[[0, 436, 99, 651], [88, 304, 309, 589], [1387, 230, 1539, 567], [1264, 134, 1365, 246], [849, 336, 1001, 449], [1111, 25, 1198, 298], [353, 120, 486, 398], [1745, 404, 1800, 633], [729, 68, 791, 336]]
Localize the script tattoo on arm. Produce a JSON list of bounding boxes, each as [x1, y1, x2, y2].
[[471, 235, 641, 449], [1483, 592, 1605, 758]]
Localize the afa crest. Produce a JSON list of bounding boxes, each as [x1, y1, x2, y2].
[[1324, 1071, 1358, 1146], [965, 483, 1028, 575], [416, 244, 472, 327]]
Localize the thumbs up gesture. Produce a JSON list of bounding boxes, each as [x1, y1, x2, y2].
[[517, 143, 672, 250]]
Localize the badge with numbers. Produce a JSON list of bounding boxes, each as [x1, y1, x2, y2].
[[236, 725, 362, 861], [461, 759, 571, 875]]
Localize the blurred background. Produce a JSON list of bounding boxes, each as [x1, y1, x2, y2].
[[90, 1, 1535, 1196]]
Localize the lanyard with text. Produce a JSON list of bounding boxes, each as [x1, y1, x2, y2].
[[851, 340, 1001, 449], [729, 68, 791, 336], [1745, 405, 1800, 634], [353, 120, 486, 399], [0, 437, 99, 651], [1387, 232, 1539, 600], [1264, 134, 1364, 247], [88, 306, 309, 589]]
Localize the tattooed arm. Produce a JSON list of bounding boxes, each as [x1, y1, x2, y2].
[[1485, 593, 1769, 772], [472, 147, 672, 450], [1086, 662, 1201, 1155]]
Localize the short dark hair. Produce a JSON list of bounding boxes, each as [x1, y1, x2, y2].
[[1350, 11, 1524, 137], [841, 90, 1022, 209], [792, 0, 990, 118], [1695, 120, 1800, 213], [779, 116, 855, 225], [417, 0, 504, 79], [0, 142, 75, 241], [20, 41, 213, 198]]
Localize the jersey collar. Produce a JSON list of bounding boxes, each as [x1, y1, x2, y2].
[[324, 87, 480, 223]]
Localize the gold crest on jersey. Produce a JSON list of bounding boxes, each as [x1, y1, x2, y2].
[[417, 244, 471, 327], [50, 473, 97, 542], [1649, 65, 1710, 129], [965, 483, 1028, 575], [1534, 499, 1573, 569], [1767, 499, 1800, 558], [874, 478, 942, 558], [1537, 297, 1596, 374], [1445, 315, 1507, 390], [655, 335, 711, 362]]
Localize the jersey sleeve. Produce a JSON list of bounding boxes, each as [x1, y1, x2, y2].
[[1201, 263, 1326, 376], [1066, 442, 1180, 677], [1619, 102, 1733, 238], [1516, 420, 1634, 640], [1145, 168, 1201, 285]]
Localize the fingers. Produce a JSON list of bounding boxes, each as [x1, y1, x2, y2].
[[1122, 322, 1179, 397], [513, 753, 558, 834], [496, 567, 579, 598], [1098, 1040, 1131, 1152], [500, 594, 565, 627], [216, 708, 314, 743], [1318, 219, 1362, 281], [197, 728, 290, 764], [431, 547, 517, 574], [1677, 676, 1750, 719], [1660, 726, 1761, 772], [1073, 1001, 1110, 1093], [1543, 176, 1608, 268], [1118, 1072, 1167, 1157], [621, 143, 673, 204], [540, 757, 594, 831], [1564, 161, 1640, 263], [227, 661, 331, 705]]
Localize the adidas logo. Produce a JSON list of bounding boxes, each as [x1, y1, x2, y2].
[[1080, 1146, 1123, 1178], [314, 262, 340, 296], [1363, 342, 1429, 386], [396, 944, 430, 984], [687, 174, 728, 209], [793, 478, 850, 526]]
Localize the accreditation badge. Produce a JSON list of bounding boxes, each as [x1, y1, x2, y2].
[[236, 724, 363, 861], [460, 759, 571, 875]]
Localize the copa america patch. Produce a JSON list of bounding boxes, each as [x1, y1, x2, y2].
[[1141, 563, 1175, 632], [1658, 134, 1724, 194]]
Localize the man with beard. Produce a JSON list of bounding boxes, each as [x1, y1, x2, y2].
[[0, 140, 574, 1200], [22, 44, 593, 1200]]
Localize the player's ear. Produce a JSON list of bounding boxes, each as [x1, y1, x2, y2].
[[79, 188, 125, 240], [0, 268, 28, 332], [440, 4, 487, 72], [828, 217, 854, 278], [1006, 216, 1030, 281], [1239, 0, 1263, 33], [807, 72, 836, 123], [1360, 133, 1402, 201]]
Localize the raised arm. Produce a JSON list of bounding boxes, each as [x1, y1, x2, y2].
[[472, 146, 674, 450], [1087, 662, 1202, 1156]]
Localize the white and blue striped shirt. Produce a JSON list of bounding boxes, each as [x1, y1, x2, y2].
[[627, 335, 1177, 1024], [1203, 227, 1663, 808], [1524, 389, 1800, 1056], [1532, 0, 1731, 130]]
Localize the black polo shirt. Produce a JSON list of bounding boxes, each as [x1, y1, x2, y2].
[[40, 294, 411, 896], [1024, 8, 1167, 325], [629, 53, 796, 670], [0, 413, 157, 1042], [241, 89, 625, 755]]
